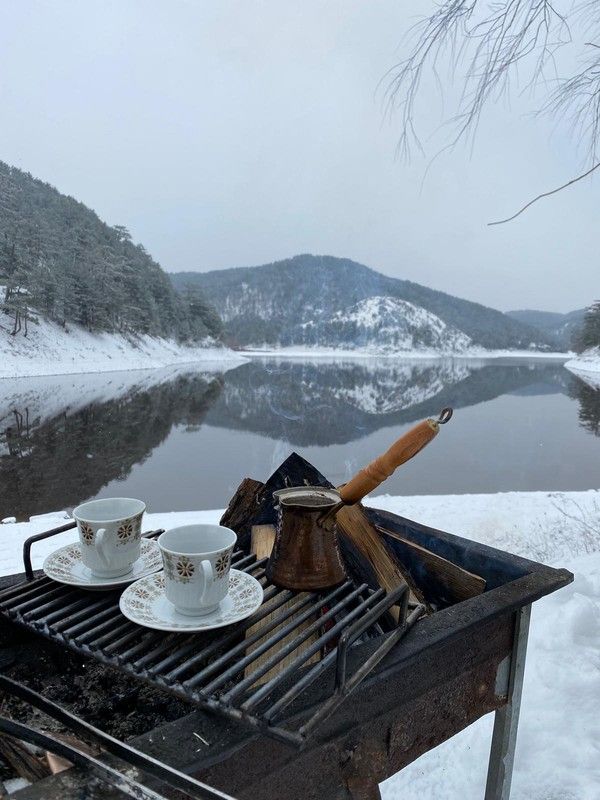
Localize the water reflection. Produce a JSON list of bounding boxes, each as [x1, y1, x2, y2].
[[0, 358, 596, 519], [0, 370, 223, 519], [569, 374, 600, 436], [206, 359, 572, 445]]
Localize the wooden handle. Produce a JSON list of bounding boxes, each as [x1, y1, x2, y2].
[[339, 418, 440, 505]]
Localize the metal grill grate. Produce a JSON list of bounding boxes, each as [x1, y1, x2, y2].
[[0, 528, 423, 746]]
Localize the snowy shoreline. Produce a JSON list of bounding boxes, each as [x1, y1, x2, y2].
[[1, 316, 572, 379], [565, 347, 600, 388], [1, 490, 598, 800], [241, 346, 570, 361], [0, 317, 246, 379]]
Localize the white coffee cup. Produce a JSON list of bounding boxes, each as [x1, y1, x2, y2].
[[158, 524, 237, 616], [73, 497, 146, 578]]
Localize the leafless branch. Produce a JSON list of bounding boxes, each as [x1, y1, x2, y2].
[[384, 1, 570, 159], [545, 49, 600, 163], [488, 159, 600, 223]]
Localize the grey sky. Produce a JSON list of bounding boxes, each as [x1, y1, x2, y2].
[[0, 0, 595, 312]]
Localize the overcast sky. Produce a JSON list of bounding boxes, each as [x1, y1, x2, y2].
[[0, 1, 596, 312]]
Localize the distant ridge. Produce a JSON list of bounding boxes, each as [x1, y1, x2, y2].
[[171, 254, 557, 352], [506, 308, 585, 350]]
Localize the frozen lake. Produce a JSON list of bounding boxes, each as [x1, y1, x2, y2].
[[1, 356, 598, 520]]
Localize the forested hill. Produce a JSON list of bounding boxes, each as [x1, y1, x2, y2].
[[171, 255, 556, 351], [506, 308, 585, 350], [0, 161, 220, 341]]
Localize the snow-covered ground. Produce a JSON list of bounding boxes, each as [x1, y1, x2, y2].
[[566, 347, 600, 388], [0, 316, 245, 379], [242, 346, 570, 360], [1, 489, 598, 799]]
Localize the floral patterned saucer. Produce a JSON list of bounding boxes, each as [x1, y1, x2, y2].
[[119, 569, 264, 632], [43, 539, 162, 591]]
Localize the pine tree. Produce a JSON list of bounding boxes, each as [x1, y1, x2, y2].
[[573, 302, 600, 353], [0, 160, 222, 343]]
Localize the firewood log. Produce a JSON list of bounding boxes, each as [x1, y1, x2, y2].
[[220, 454, 431, 618], [244, 525, 321, 684], [377, 526, 486, 606], [0, 734, 49, 782]]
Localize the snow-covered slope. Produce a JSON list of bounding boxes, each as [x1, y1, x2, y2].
[[302, 296, 472, 353], [0, 316, 244, 379], [565, 347, 600, 388]]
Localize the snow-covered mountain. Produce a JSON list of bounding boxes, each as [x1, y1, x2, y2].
[[0, 160, 225, 378], [300, 296, 472, 353], [171, 254, 555, 353]]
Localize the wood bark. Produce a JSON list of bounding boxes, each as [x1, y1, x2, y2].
[[0, 734, 49, 783], [377, 526, 486, 605], [244, 525, 321, 684]]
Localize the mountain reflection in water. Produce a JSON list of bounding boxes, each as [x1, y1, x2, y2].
[[0, 358, 597, 519]]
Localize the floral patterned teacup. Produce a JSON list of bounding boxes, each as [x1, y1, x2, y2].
[[73, 498, 146, 578], [158, 524, 237, 616]]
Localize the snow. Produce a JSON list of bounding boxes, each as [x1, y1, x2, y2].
[[241, 346, 570, 360], [1, 489, 598, 799], [0, 316, 245, 379], [565, 348, 600, 388], [322, 296, 473, 353]]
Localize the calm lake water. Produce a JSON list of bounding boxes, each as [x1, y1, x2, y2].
[[1, 357, 598, 520]]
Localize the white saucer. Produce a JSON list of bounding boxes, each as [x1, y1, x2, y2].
[[43, 539, 162, 591], [119, 569, 264, 632]]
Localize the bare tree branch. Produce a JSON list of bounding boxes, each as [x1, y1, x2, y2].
[[488, 159, 600, 224], [382, 1, 600, 219], [384, 1, 570, 159]]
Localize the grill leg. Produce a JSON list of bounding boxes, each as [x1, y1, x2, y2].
[[484, 604, 531, 800]]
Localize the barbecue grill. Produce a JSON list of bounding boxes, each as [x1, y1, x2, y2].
[[0, 500, 572, 800]]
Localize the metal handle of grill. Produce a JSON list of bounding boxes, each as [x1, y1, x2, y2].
[[22, 521, 77, 580]]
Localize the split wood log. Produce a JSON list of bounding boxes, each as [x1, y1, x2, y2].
[[220, 453, 431, 619], [44, 731, 101, 775], [250, 524, 276, 562], [244, 525, 321, 684], [336, 505, 426, 619], [0, 733, 49, 783], [220, 478, 265, 547], [377, 526, 486, 606]]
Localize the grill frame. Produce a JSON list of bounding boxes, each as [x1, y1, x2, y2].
[[0, 505, 574, 800], [1, 527, 423, 747], [0, 674, 237, 800]]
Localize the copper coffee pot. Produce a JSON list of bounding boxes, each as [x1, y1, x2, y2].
[[266, 408, 453, 590]]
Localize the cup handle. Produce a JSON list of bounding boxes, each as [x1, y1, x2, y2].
[[200, 559, 214, 606], [94, 528, 110, 568]]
